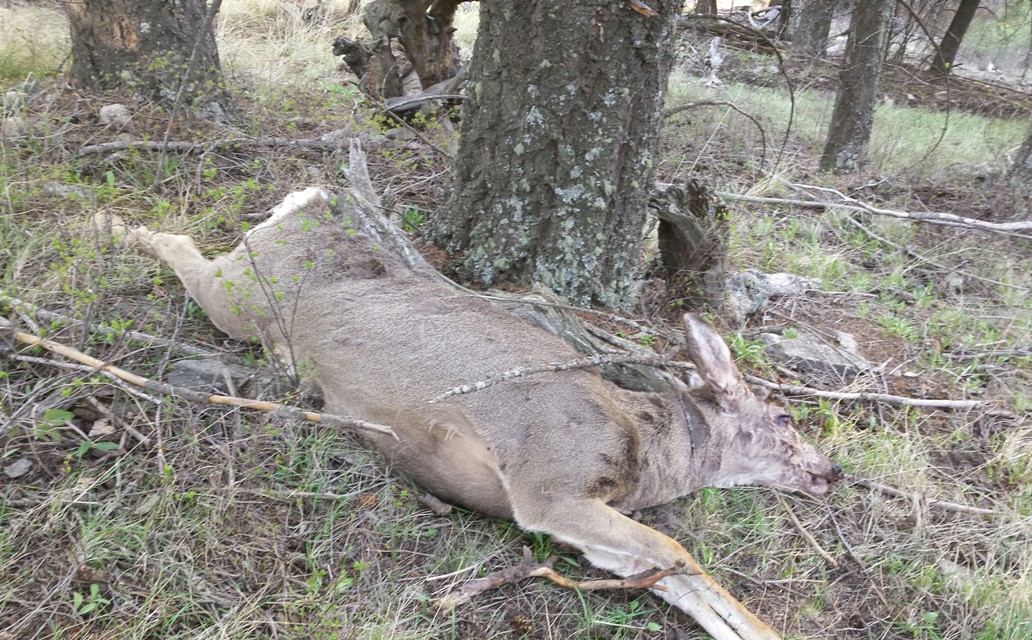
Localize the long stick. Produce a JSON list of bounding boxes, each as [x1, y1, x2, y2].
[[2, 323, 397, 440]]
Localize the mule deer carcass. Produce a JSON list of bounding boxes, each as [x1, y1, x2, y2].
[[97, 146, 840, 640]]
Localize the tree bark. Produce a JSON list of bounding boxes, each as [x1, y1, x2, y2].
[[789, 0, 836, 58], [930, 0, 980, 76], [819, 0, 891, 173], [1007, 112, 1032, 186], [428, 0, 680, 308], [65, 0, 224, 106]]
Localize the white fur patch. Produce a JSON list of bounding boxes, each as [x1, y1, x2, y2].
[[247, 187, 330, 238]]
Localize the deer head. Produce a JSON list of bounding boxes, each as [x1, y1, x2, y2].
[[682, 313, 842, 496]]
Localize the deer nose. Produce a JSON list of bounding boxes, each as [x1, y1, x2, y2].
[[830, 464, 843, 480]]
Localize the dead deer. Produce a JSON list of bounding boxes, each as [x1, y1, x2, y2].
[[96, 150, 840, 640]]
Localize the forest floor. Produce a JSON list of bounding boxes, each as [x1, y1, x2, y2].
[[1, 2, 1031, 639]]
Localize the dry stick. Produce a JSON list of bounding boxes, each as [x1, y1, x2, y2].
[[428, 353, 694, 404], [5, 327, 398, 440], [434, 547, 679, 610], [743, 374, 988, 410], [715, 190, 1032, 238], [1, 294, 214, 358], [776, 494, 838, 568], [83, 395, 152, 448], [154, 0, 224, 185], [664, 100, 768, 169], [853, 478, 1000, 517], [79, 135, 371, 158], [838, 212, 1027, 293]]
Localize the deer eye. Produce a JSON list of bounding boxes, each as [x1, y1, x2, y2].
[[774, 414, 793, 428]]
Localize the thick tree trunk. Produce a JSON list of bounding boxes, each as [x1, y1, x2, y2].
[[819, 0, 891, 173], [1007, 113, 1032, 186], [428, 0, 679, 308], [65, 0, 224, 106], [930, 0, 980, 76], [789, 0, 836, 58]]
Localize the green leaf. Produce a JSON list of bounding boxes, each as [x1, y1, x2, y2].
[[42, 409, 74, 426]]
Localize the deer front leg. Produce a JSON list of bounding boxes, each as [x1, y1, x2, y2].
[[92, 214, 255, 342], [513, 497, 780, 640]]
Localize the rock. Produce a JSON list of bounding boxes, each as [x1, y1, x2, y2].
[[724, 269, 818, 325], [99, 103, 132, 127], [43, 181, 90, 200], [168, 358, 255, 394], [758, 330, 873, 380], [1, 115, 26, 139], [3, 457, 31, 479], [198, 101, 227, 123]]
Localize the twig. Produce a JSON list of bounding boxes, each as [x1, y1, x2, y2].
[[9, 353, 164, 406], [83, 396, 151, 448], [837, 215, 1027, 293], [715, 188, 1032, 239], [79, 135, 373, 157], [155, 0, 225, 186], [743, 374, 991, 410], [1, 293, 215, 357], [777, 494, 838, 567], [433, 547, 679, 610], [663, 100, 768, 168], [3, 325, 399, 440], [853, 478, 1000, 517], [429, 354, 694, 403]]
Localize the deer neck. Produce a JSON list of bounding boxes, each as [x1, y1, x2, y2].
[[607, 389, 724, 513]]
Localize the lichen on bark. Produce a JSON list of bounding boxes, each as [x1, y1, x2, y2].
[[428, 0, 679, 308]]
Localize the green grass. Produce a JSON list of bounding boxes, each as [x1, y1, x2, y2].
[[664, 68, 1029, 181]]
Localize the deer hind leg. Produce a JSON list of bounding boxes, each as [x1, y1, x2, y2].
[[513, 497, 780, 640]]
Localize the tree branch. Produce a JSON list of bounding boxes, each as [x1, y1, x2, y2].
[[2, 322, 399, 440]]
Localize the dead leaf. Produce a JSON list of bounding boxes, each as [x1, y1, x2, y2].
[[625, 0, 658, 16], [134, 493, 160, 515], [89, 418, 116, 439]]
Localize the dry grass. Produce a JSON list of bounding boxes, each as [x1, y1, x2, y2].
[[2, 3, 1032, 640]]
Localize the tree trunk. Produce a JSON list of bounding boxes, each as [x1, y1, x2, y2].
[[428, 0, 680, 308], [694, 0, 717, 14], [65, 0, 224, 106], [930, 0, 980, 76], [652, 181, 730, 311], [336, 0, 464, 100], [819, 0, 891, 173], [789, 0, 836, 58], [1007, 113, 1032, 186]]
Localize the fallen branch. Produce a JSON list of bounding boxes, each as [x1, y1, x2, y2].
[[714, 188, 1032, 239], [2, 321, 398, 440], [853, 478, 1000, 517], [744, 374, 989, 410], [777, 494, 838, 567], [0, 294, 214, 358], [433, 547, 679, 610], [77, 133, 381, 157], [429, 353, 695, 404]]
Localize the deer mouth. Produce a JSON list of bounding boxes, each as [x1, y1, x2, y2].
[[807, 464, 844, 496]]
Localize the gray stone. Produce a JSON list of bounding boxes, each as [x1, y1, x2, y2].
[[1, 115, 26, 139], [168, 358, 255, 394], [99, 103, 132, 127], [724, 269, 819, 325], [3, 457, 31, 479], [758, 331, 873, 379], [43, 181, 90, 200]]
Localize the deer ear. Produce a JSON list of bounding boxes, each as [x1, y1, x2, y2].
[[682, 313, 744, 410]]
